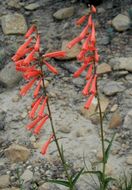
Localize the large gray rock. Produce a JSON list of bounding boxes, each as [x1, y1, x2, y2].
[[7, 0, 21, 9], [109, 57, 132, 72], [103, 81, 125, 96], [53, 7, 74, 20], [112, 14, 130, 32], [0, 62, 22, 88], [5, 144, 30, 163], [57, 40, 81, 60], [1, 13, 27, 35], [0, 175, 10, 188]]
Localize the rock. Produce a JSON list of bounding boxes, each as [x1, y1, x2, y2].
[[126, 155, 132, 165], [0, 109, 6, 130], [97, 63, 112, 75], [80, 95, 109, 124], [103, 81, 125, 96], [109, 111, 122, 129], [57, 40, 81, 60], [25, 3, 40, 11], [5, 144, 30, 163], [0, 175, 10, 188], [112, 14, 130, 32], [125, 74, 132, 83], [53, 7, 74, 20], [1, 13, 27, 35], [12, 95, 21, 102], [110, 104, 118, 112], [0, 62, 22, 88], [123, 109, 132, 130], [58, 125, 71, 133], [109, 57, 132, 72], [7, 0, 21, 9], [21, 169, 33, 182], [96, 150, 103, 161], [75, 128, 90, 137], [39, 183, 59, 190]]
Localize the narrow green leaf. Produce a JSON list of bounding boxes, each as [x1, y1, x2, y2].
[[104, 177, 115, 189], [47, 179, 70, 187], [72, 168, 84, 186], [104, 133, 115, 163]]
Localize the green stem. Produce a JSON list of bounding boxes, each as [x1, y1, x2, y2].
[[39, 59, 74, 190], [96, 90, 106, 190]]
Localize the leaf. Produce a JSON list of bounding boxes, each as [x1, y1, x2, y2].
[[104, 177, 115, 189], [104, 133, 115, 163], [47, 179, 70, 187], [72, 168, 84, 186]]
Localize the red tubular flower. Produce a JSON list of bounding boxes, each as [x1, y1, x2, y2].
[[88, 14, 92, 27], [20, 78, 36, 96], [43, 51, 66, 58], [33, 115, 49, 134], [76, 15, 87, 25], [29, 96, 43, 119], [84, 94, 95, 109], [86, 64, 93, 80], [84, 56, 94, 64], [73, 62, 89, 78], [25, 25, 36, 38], [23, 69, 42, 80], [33, 79, 42, 98], [77, 50, 86, 61], [15, 59, 25, 67], [34, 35, 40, 51], [90, 74, 97, 94], [91, 5, 96, 13], [79, 24, 89, 39], [67, 37, 82, 49], [82, 37, 90, 51], [13, 37, 32, 61], [16, 66, 28, 72], [82, 76, 93, 95], [43, 60, 58, 75], [24, 50, 36, 65], [41, 134, 54, 155], [95, 50, 100, 62], [38, 96, 48, 117], [26, 116, 43, 130], [91, 23, 96, 43]]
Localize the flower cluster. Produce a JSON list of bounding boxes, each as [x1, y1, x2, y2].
[[67, 5, 99, 109], [12, 25, 65, 155]]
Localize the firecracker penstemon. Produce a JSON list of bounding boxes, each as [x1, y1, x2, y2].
[[12, 25, 66, 155], [67, 5, 99, 109]]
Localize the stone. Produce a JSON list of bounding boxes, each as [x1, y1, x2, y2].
[[0, 109, 6, 130], [39, 183, 57, 190], [5, 144, 30, 163], [123, 109, 132, 130], [97, 63, 111, 75], [58, 125, 71, 133], [96, 150, 103, 161], [0, 62, 22, 88], [126, 155, 132, 165], [57, 40, 81, 60], [125, 74, 132, 83], [109, 111, 122, 129], [7, 0, 21, 9], [1, 13, 27, 35], [112, 14, 130, 32], [0, 175, 10, 188], [21, 169, 33, 182], [103, 81, 125, 96], [110, 104, 118, 112], [109, 57, 132, 72], [25, 3, 40, 11], [53, 7, 74, 20], [80, 95, 109, 124]]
